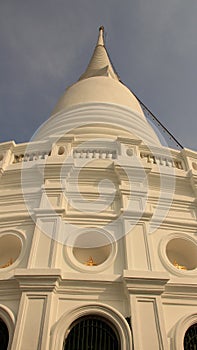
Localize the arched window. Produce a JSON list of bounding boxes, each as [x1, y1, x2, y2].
[[63, 315, 120, 350], [184, 323, 197, 349], [0, 318, 9, 350]]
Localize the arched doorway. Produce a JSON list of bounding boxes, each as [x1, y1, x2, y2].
[[0, 318, 9, 350], [184, 323, 197, 349], [63, 315, 120, 350]]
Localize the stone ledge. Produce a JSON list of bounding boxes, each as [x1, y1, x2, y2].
[[123, 270, 169, 295]]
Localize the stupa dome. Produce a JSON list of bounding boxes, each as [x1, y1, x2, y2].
[[52, 26, 144, 118], [38, 27, 161, 146], [52, 76, 145, 117]]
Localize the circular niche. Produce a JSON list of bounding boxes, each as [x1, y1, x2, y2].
[[73, 232, 111, 266], [192, 162, 197, 171], [0, 234, 22, 269], [66, 229, 117, 272], [58, 146, 65, 155], [165, 236, 197, 273], [126, 148, 133, 157]]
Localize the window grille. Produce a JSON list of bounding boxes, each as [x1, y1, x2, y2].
[[63, 315, 120, 350], [0, 318, 9, 350], [184, 323, 197, 349]]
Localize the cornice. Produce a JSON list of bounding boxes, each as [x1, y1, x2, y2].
[[123, 270, 169, 295], [180, 148, 197, 159], [0, 210, 32, 223], [149, 217, 197, 231], [0, 279, 19, 296], [164, 279, 197, 299], [14, 269, 123, 295], [14, 268, 62, 292]]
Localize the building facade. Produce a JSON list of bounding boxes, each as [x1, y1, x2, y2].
[[0, 27, 197, 349]]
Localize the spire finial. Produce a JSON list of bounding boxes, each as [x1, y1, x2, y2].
[[97, 26, 105, 46]]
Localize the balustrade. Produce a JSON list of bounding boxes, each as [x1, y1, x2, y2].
[[73, 149, 117, 160], [13, 151, 51, 163], [140, 152, 184, 169]]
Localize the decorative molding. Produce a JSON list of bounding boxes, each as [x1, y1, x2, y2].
[[49, 303, 133, 350], [14, 268, 61, 292], [123, 270, 169, 295], [164, 280, 197, 297], [14, 268, 123, 294]]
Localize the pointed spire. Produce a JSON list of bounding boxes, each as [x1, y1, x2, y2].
[[97, 26, 105, 46], [79, 26, 120, 81]]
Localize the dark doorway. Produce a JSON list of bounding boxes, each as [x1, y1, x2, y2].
[[63, 315, 120, 350], [184, 323, 197, 349], [0, 318, 9, 350]]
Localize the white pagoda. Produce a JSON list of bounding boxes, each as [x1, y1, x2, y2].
[[0, 27, 197, 350]]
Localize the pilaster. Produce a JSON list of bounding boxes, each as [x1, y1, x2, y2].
[[123, 270, 169, 350]]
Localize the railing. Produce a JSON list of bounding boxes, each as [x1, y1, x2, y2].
[[140, 152, 184, 169], [13, 151, 51, 163], [0, 147, 185, 170], [73, 149, 117, 160]]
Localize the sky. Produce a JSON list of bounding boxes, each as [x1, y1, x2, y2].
[[0, 0, 197, 150]]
